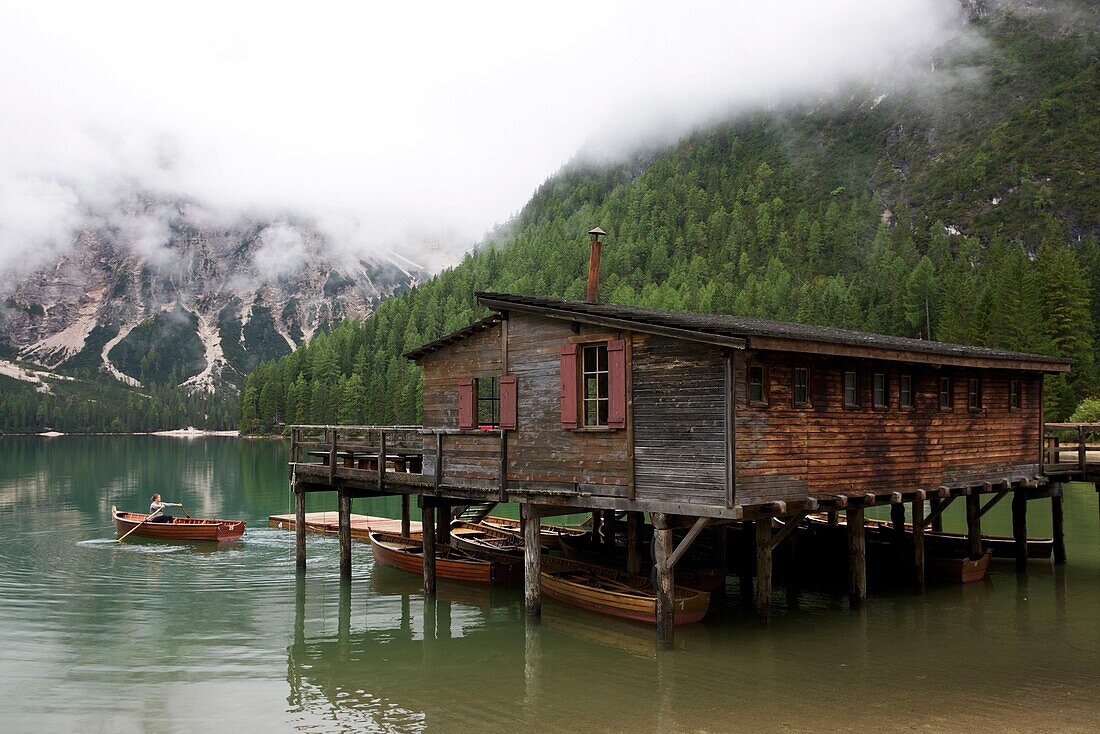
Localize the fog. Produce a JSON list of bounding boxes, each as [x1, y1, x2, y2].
[[0, 0, 974, 281]]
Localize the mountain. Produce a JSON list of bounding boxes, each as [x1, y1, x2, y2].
[[239, 0, 1100, 433], [0, 200, 421, 432]]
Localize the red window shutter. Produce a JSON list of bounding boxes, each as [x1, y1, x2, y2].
[[608, 339, 627, 429], [458, 378, 474, 429], [560, 344, 578, 429], [500, 375, 517, 429]]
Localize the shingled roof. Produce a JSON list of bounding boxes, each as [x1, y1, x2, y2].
[[405, 292, 1070, 372]]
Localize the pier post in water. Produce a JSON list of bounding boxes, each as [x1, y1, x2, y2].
[[651, 512, 675, 647], [966, 493, 982, 558], [626, 511, 643, 576], [847, 506, 866, 608], [338, 489, 352, 579], [521, 504, 541, 617], [755, 518, 773, 620], [400, 494, 410, 538], [421, 500, 437, 595], [929, 496, 943, 532], [1051, 484, 1066, 565], [294, 484, 306, 573], [912, 495, 925, 591], [1012, 487, 1028, 572]]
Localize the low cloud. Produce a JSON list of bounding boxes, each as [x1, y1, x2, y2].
[[0, 0, 989, 283]]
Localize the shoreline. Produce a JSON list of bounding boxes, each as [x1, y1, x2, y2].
[[2, 430, 284, 439]]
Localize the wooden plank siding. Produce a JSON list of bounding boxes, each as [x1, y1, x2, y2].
[[734, 350, 1042, 503], [633, 335, 728, 506]]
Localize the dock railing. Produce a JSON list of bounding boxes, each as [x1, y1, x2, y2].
[[1043, 422, 1100, 471], [289, 424, 510, 498]]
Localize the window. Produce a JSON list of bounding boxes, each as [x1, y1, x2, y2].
[[582, 344, 609, 427], [968, 376, 982, 411], [793, 367, 810, 407], [939, 376, 952, 410], [476, 377, 500, 427], [843, 370, 859, 408], [748, 364, 768, 405], [899, 374, 913, 409], [1009, 379, 1020, 410], [873, 372, 888, 408]]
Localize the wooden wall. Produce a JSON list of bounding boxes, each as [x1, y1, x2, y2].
[[734, 350, 1043, 504], [633, 334, 728, 506]]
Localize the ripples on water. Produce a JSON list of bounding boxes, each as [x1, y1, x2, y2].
[[2, 435, 1100, 733]]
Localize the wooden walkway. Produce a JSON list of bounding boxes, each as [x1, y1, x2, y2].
[[268, 512, 421, 541]]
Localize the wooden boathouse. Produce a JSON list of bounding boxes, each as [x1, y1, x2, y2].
[[287, 232, 1090, 643]]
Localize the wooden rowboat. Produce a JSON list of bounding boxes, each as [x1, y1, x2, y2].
[[541, 555, 710, 625], [368, 531, 522, 586], [559, 534, 727, 592], [928, 551, 992, 584], [479, 516, 587, 550], [449, 521, 523, 556], [112, 506, 246, 542]]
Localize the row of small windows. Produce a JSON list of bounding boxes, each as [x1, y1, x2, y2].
[[748, 364, 1023, 411]]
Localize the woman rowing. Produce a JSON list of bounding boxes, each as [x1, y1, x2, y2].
[[149, 493, 183, 523]]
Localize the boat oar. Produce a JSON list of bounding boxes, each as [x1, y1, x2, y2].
[[117, 508, 162, 543], [178, 503, 192, 518]]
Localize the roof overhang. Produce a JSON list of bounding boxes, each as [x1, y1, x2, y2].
[[403, 315, 501, 361], [477, 295, 747, 351]]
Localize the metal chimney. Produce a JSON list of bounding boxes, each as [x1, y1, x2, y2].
[[585, 227, 607, 303]]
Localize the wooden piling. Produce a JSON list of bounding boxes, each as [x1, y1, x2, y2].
[[626, 511, 643, 576], [1052, 485, 1066, 565], [1012, 488, 1028, 571], [522, 504, 541, 617], [912, 497, 925, 591], [422, 503, 436, 595], [295, 485, 306, 573], [400, 494, 410, 538], [890, 501, 906, 540], [651, 513, 675, 647], [966, 493, 981, 558], [338, 489, 352, 579], [847, 506, 866, 608], [436, 501, 450, 546], [755, 519, 773, 620]]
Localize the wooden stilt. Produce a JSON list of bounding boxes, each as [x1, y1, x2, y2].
[[755, 519, 773, 620], [436, 502, 450, 546], [422, 503, 436, 595], [295, 486, 306, 573], [890, 502, 906, 540], [912, 497, 925, 591], [338, 489, 352, 579], [602, 510, 617, 546], [847, 506, 866, 608], [1052, 486, 1067, 565], [590, 511, 601, 544], [827, 511, 837, 526], [626, 511, 643, 576], [738, 521, 754, 603], [1012, 488, 1028, 572], [651, 512, 675, 647], [930, 496, 943, 533], [966, 493, 981, 558], [400, 494, 410, 538], [522, 504, 541, 617]]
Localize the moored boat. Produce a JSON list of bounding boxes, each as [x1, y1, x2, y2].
[[559, 533, 728, 592], [479, 515, 587, 550], [112, 506, 246, 542], [540, 555, 710, 625], [449, 521, 523, 556], [368, 530, 522, 585], [928, 550, 992, 584]]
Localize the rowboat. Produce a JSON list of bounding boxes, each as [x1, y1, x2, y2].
[[928, 551, 992, 584], [540, 555, 710, 625], [863, 516, 1052, 560], [449, 521, 524, 556], [112, 506, 246, 542], [368, 530, 522, 585], [479, 515, 587, 550], [559, 533, 728, 592]]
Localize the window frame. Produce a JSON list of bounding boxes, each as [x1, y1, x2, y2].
[[939, 375, 953, 411], [792, 366, 811, 408], [899, 374, 914, 410], [843, 369, 860, 409], [747, 362, 769, 407], [1009, 378, 1021, 412], [475, 376, 501, 429], [580, 342, 610, 428], [968, 375, 983, 412], [872, 372, 888, 409]]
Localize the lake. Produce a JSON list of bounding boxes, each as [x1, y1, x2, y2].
[[2, 435, 1100, 732]]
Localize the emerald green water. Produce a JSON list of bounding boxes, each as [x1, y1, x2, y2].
[[2, 435, 1100, 733]]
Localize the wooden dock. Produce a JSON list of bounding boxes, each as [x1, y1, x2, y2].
[[269, 512, 420, 540]]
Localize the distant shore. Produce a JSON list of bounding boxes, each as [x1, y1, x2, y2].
[[1, 429, 282, 438]]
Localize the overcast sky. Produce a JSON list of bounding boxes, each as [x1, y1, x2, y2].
[[0, 0, 971, 276]]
